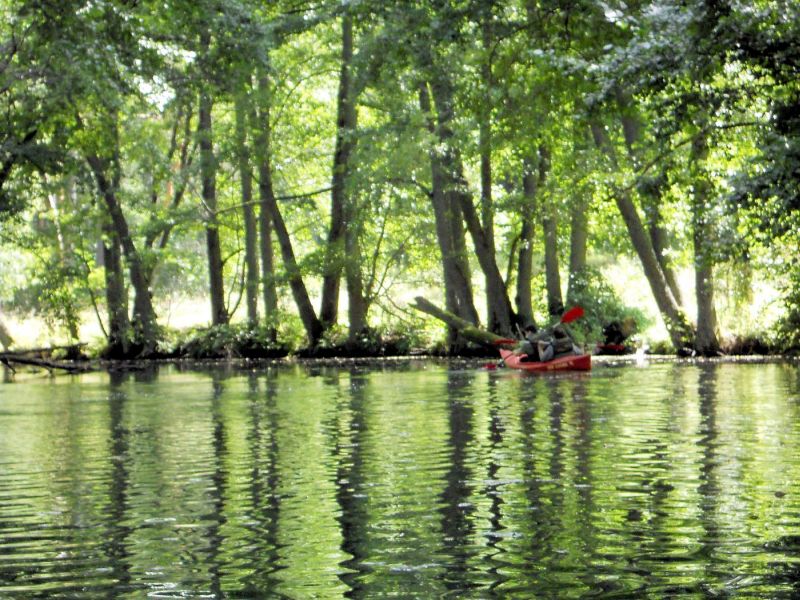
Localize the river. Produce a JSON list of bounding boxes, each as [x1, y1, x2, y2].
[[1, 360, 799, 598]]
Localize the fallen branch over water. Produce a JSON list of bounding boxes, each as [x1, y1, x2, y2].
[[410, 296, 514, 347], [1, 343, 88, 358], [0, 352, 94, 373]]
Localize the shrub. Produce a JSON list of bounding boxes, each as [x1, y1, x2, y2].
[[566, 268, 652, 347]]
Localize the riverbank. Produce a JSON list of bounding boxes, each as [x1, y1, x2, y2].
[[3, 350, 800, 382]]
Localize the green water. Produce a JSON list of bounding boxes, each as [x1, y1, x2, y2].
[[1, 361, 800, 598]]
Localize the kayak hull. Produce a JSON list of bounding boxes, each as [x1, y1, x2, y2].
[[595, 343, 631, 355], [499, 349, 592, 372]]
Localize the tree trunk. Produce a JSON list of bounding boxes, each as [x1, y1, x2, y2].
[[345, 214, 368, 341], [425, 63, 514, 335], [516, 167, 536, 327], [199, 31, 227, 326], [258, 198, 278, 341], [411, 296, 508, 348], [0, 318, 13, 351], [418, 82, 479, 345], [691, 128, 720, 355], [101, 220, 130, 356], [458, 196, 515, 334], [591, 122, 694, 350], [254, 73, 323, 346], [566, 193, 588, 305], [320, 14, 357, 329], [479, 15, 496, 327], [616, 88, 684, 308], [260, 173, 323, 346], [534, 146, 562, 316], [251, 77, 279, 341], [88, 156, 158, 355], [642, 193, 684, 307], [235, 91, 259, 327]]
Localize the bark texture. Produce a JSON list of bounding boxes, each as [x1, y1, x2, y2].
[[691, 128, 720, 355], [101, 221, 130, 356], [88, 155, 159, 354], [255, 73, 323, 346], [422, 55, 514, 335], [235, 91, 260, 326], [418, 82, 479, 344], [199, 83, 227, 326], [566, 193, 588, 305], [321, 14, 357, 329], [590, 121, 694, 350], [411, 296, 507, 348], [515, 162, 539, 326]]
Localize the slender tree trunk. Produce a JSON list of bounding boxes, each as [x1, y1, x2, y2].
[[258, 199, 278, 341], [199, 31, 227, 326], [516, 167, 536, 327], [102, 221, 130, 356], [260, 170, 323, 346], [591, 122, 694, 350], [345, 211, 368, 340], [88, 157, 158, 354], [251, 77, 279, 342], [341, 115, 369, 340], [479, 15, 496, 327], [539, 146, 564, 316], [418, 83, 479, 344], [426, 65, 514, 335], [320, 14, 357, 329], [691, 128, 720, 354], [254, 74, 323, 346], [479, 122, 493, 252], [642, 193, 683, 306], [138, 106, 194, 297], [566, 194, 588, 305], [616, 88, 684, 307], [47, 186, 80, 341], [235, 91, 259, 327]]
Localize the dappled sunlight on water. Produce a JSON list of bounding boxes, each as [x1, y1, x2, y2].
[[1, 361, 800, 597]]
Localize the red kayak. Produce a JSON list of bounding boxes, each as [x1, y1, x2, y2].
[[595, 343, 631, 355], [499, 349, 592, 372]]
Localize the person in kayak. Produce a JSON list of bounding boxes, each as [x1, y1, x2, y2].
[[598, 316, 637, 354], [515, 322, 583, 362], [552, 323, 582, 357], [514, 325, 555, 362]]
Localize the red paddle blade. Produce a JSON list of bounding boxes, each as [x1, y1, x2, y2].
[[493, 338, 518, 346], [560, 306, 584, 324]]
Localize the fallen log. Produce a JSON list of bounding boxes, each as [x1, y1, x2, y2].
[[1, 343, 88, 358], [0, 353, 94, 374], [410, 296, 517, 348]]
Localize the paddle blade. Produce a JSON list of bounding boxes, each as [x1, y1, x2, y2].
[[560, 306, 584, 324], [493, 338, 518, 346]]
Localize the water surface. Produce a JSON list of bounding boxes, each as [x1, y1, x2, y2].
[[1, 361, 800, 598]]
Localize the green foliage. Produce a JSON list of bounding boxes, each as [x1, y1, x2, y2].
[[0, 0, 798, 358], [174, 322, 291, 359], [10, 254, 86, 340], [566, 268, 652, 345], [771, 263, 800, 355]]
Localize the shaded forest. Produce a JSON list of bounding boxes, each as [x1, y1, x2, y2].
[[0, 0, 798, 358]]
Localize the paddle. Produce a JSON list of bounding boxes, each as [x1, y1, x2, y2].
[[560, 306, 584, 324], [492, 307, 583, 347]]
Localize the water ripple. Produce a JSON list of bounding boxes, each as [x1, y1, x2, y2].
[[1, 363, 800, 597]]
